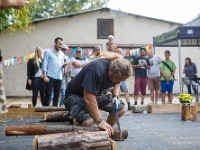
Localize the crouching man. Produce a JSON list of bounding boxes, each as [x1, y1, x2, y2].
[[64, 52, 132, 137]]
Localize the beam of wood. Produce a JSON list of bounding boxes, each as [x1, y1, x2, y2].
[[6, 125, 128, 139], [148, 104, 182, 113], [34, 131, 111, 150], [5, 125, 46, 136], [32, 136, 38, 150], [44, 111, 69, 122], [110, 140, 117, 150], [34, 106, 66, 112]]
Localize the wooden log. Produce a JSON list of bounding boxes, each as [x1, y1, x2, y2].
[[34, 106, 66, 112], [45, 125, 128, 139], [181, 104, 197, 121], [5, 125, 128, 139], [33, 131, 112, 150], [189, 105, 197, 121], [131, 105, 147, 113], [5, 125, 46, 136], [44, 111, 69, 122]]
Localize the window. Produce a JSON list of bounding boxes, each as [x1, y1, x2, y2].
[[97, 19, 114, 39]]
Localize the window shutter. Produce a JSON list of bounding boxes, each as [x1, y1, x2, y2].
[[97, 19, 114, 39]]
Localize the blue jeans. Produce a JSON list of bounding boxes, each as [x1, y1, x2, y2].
[[50, 88, 66, 107], [187, 85, 198, 95]]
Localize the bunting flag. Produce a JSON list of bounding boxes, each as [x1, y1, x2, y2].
[[14, 57, 17, 64], [89, 51, 92, 56], [85, 50, 89, 56], [23, 55, 27, 62], [125, 50, 130, 56], [67, 48, 72, 53], [17, 57, 21, 63], [82, 49, 86, 56]]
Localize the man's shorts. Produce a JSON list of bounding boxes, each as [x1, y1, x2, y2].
[[148, 77, 160, 91], [134, 77, 148, 95], [120, 81, 128, 92], [160, 80, 174, 93], [64, 92, 125, 124]]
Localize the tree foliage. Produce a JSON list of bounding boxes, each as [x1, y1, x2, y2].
[[0, 0, 109, 34], [28, 0, 109, 20], [0, 7, 33, 34]]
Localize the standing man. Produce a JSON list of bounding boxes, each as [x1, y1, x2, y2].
[[132, 48, 150, 105], [146, 50, 162, 104], [160, 50, 176, 104], [42, 37, 65, 106], [89, 45, 101, 61], [64, 52, 132, 136], [70, 47, 89, 79]]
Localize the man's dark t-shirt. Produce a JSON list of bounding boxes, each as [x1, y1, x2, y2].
[[133, 56, 150, 78], [65, 58, 116, 100]]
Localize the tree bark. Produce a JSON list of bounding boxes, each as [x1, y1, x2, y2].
[[5, 125, 128, 139], [33, 131, 112, 150], [5, 125, 46, 136], [181, 104, 197, 121], [44, 111, 69, 122], [34, 106, 66, 112]]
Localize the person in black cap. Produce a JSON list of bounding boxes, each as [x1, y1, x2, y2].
[[132, 47, 150, 105], [70, 47, 89, 79], [89, 45, 101, 61]]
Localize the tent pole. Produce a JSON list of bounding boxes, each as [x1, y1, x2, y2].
[[178, 39, 182, 94]]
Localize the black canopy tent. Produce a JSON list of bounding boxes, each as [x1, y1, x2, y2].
[[153, 14, 200, 93]]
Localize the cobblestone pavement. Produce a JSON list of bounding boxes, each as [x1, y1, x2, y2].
[[0, 96, 200, 150]]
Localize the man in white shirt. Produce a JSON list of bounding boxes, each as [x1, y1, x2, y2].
[[70, 47, 89, 79], [146, 50, 162, 104]]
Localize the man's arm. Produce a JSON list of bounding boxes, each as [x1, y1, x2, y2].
[[72, 62, 85, 68], [84, 89, 114, 137], [0, 0, 27, 9], [42, 51, 49, 82], [111, 83, 120, 97], [84, 89, 102, 122]]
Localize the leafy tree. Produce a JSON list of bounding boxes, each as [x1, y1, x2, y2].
[[0, 7, 33, 34], [29, 0, 109, 20], [0, 0, 109, 34]]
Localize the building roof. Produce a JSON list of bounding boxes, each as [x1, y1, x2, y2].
[[32, 7, 182, 25]]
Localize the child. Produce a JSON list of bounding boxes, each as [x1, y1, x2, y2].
[[106, 35, 117, 51]]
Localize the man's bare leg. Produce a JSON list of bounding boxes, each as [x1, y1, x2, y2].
[[124, 91, 131, 110], [106, 108, 125, 126], [141, 95, 145, 105], [82, 118, 94, 126], [155, 90, 159, 103], [134, 95, 138, 105], [150, 90, 154, 104], [168, 93, 173, 104], [162, 93, 166, 104]]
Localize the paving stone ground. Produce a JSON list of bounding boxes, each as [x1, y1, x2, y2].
[[0, 96, 200, 150]]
